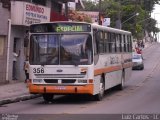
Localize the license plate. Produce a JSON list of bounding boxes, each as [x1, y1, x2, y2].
[[55, 86, 66, 90]]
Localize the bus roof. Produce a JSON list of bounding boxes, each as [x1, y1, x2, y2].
[[91, 23, 131, 35], [30, 21, 131, 35]]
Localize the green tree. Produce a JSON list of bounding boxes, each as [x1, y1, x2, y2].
[[81, 0, 160, 39]]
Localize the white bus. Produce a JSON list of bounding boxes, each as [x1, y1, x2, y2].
[[27, 21, 133, 102]]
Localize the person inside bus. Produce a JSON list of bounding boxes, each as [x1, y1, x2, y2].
[[81, 44, 92, 64], [48, 48, 58, 64]]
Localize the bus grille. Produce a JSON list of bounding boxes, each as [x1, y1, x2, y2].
[[44, 79, 58, 83], [35, 74, 85, 78], [44, 79, 76, 83]]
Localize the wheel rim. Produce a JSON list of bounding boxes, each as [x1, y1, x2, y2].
[[121, 72, 125, 89], [122, 78, 124, 88], [99, 81, 104, 97]]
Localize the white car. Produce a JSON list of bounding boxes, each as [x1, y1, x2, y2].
[[132, 54, 144, 70]]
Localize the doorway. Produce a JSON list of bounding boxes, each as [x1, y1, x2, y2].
[[12, 38, 21, 80]]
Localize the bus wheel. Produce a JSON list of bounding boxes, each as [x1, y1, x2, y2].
[[42, 94, 54, 102], [94, 77, 105, 101], [116, 71, 125, 90]]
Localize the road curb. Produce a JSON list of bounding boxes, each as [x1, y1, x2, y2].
[[0, 94, 41, 105]]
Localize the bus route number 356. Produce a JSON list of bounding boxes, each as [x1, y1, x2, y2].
[[33, 68, 45, 73]]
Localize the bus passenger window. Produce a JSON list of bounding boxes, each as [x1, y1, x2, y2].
[[116, 34, 120, 53], [99, 31, 104, 53], [108, 32, 112, 53], [104, 32, 109, 53], [123, 35, 127, 52], [111, 33, 116, 53], [93, 30, 98, 55], [127, 35, 132, 52]]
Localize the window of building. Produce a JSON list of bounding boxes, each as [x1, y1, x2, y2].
[[13, 38, 18, 53], [32, 0, 46, 6], [51, 1, 62, 13], [0, 36, 4, 56]]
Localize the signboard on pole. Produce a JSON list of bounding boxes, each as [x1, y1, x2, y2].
[[102, 18, 110, 26], [78, 11, 99, 24]]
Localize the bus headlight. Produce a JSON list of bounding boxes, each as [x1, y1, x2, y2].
[[33, 79, 43, 83], [78, 79, 87, 83]]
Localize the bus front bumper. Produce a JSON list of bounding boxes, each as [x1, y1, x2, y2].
[[28, 84, 94, 95]]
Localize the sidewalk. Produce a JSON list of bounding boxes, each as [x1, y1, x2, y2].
[[0, 81, 40, 105], [144, 42, 152, 50]]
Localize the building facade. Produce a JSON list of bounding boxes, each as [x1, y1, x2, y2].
[[0, 0, 79, 84], [0, 2, 10, 83]]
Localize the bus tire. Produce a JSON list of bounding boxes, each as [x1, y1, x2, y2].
[[116, 71, 125, 90], [94, 76, 105, 101], [42, 94, 54, 102]]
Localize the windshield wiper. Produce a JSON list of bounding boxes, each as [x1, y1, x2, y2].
[[40, 62, 47, 66], [70, 59, 79, 66]]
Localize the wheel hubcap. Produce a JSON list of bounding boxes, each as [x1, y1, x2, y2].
[[100, 82, 104, 96]]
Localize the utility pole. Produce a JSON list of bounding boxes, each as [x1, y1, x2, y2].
[[144, 0, 147, 43], [116, 0, 121, 29], [134, 0, 138, 40], [98, 0, 102, 25]]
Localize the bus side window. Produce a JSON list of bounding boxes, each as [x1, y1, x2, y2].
[[126, 35, 129, 52], [119, 34, 122, 52], [128, 35, 132, 52], [99, 31, 104, 53], [108, 32, 112, 53], [104, 32, 109, 53], [111, 33, 116, 53], [121, 35, 124, 52], [116, 34, 120, 53], [93, 29, 98, 55], [93, 29, 100, 65], [123, 35, 128, 52], [130, 36, 133, 52]]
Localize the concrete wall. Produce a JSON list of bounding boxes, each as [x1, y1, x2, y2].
[[0, 3, 10, 84], [0, 3, 10, 35], [0, 36, 8, 84], [8, 26, 28, 82]]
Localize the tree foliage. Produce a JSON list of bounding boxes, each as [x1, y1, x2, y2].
[[81, 0, 160, 39]]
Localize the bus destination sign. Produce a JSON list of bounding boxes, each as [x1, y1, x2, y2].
[[30, 23, 91, 33], [56, 26, 83, 32]]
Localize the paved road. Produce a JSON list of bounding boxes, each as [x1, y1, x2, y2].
[[0, 43, 160, 120]]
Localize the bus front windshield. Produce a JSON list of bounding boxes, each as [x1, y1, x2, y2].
[[30, 34, 93, 65]]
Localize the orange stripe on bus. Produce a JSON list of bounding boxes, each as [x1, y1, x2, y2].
[[29, 84, 94, 95], [94, 62, 133, 76], [94, 65, 122, 76], [123, 62, 133, 68]]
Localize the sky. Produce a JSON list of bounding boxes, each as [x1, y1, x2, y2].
[[151, 4, 160, 25], [151, 4, 160, 41]]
